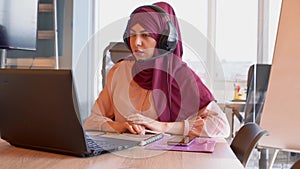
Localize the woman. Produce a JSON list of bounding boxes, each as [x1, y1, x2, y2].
[[84, 2, 230, 138]]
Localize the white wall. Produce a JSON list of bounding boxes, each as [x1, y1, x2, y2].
[[72, 0, 94, 121]]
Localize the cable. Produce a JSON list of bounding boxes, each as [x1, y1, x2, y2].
[[166, 56, 173, 119]]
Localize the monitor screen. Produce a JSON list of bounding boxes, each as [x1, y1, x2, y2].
[[0, 0, 38, 51]]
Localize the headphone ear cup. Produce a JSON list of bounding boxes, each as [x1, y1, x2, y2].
[[166, 21, 178, 52], [158, 22, 178, 53], [157, 29, 170, 53]]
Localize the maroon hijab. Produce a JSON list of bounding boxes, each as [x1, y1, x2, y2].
[[124, 2, 214, 122]]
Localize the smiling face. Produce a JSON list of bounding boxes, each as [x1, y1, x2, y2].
[[129, 23, 157, 61]]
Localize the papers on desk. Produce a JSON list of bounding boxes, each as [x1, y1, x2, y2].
[[145, 135, 216, 153]]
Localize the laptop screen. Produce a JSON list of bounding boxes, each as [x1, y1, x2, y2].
[[0, 69, 89, 156]]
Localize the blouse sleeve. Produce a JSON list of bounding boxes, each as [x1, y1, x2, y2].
[[185, 101, 230, 138], [83, 63, 120, 131]]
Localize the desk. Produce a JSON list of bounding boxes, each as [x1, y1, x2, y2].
[[0, 138, 244, 169], [225, 101, 245, 138]]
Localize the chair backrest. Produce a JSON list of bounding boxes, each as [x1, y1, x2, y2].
[[243, 64, 271, 124], [230, 122, 268, 167], [101, 42, 131, 88], [291, 159, 300, 169]]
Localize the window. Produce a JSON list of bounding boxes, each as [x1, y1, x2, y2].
[[216, 0, 258, 101], [214, 0, 281, 101]]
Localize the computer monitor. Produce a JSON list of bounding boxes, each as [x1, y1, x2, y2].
[[0, 0, 39, 51]]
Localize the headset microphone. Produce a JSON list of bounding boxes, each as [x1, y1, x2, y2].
[[137, 50, 171, 63]]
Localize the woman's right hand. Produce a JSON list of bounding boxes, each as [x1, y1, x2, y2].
[[107, 121, 145, 135]]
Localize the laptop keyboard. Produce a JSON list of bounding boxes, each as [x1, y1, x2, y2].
[[86, 137, 137, 156], [86, 138, 111, 156]]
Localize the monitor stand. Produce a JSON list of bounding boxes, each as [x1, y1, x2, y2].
[[1, 49, 7, 68]]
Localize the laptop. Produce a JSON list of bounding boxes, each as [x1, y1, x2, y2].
[[0, 69, 139, 157]]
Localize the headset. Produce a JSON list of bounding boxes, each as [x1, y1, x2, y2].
[[123, 5, 178, 62]]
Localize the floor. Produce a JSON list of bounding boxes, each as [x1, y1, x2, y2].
[[246, 148, 300, 169], [223, 106, 300, 169], [225, 135, 299, 169]]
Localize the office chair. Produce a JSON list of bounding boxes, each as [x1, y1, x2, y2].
[[232, 64, 271, 128], [101, 42, 131, 88], [291, 158, 300, 169], [230, 122, 268, 167], [243, 64, 271, 124]]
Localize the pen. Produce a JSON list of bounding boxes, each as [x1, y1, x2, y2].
[[145, 129, 170, 136], [145, 129, 160, 134]]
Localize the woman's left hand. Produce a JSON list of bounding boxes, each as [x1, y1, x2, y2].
[[127, 114, 165, 132]]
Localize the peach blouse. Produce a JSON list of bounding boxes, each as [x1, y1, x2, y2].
[[84, 60, 230, 137]]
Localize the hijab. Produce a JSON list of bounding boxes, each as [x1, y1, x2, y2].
[[123, 2, 215, 122]]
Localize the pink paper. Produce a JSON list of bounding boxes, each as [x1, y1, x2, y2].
[[145, 136, 216, 153]]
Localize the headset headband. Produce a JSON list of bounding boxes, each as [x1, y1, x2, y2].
[[123, 5, 178, 54]]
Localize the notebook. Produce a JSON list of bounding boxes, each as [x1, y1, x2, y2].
[[0, 69, 140, 157], [90, 131, 164, 146]]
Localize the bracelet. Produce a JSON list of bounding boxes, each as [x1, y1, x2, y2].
[[183, 120, 189, 136]]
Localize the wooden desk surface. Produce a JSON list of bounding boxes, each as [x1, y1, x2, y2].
[[0, 138, 244, 169]]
